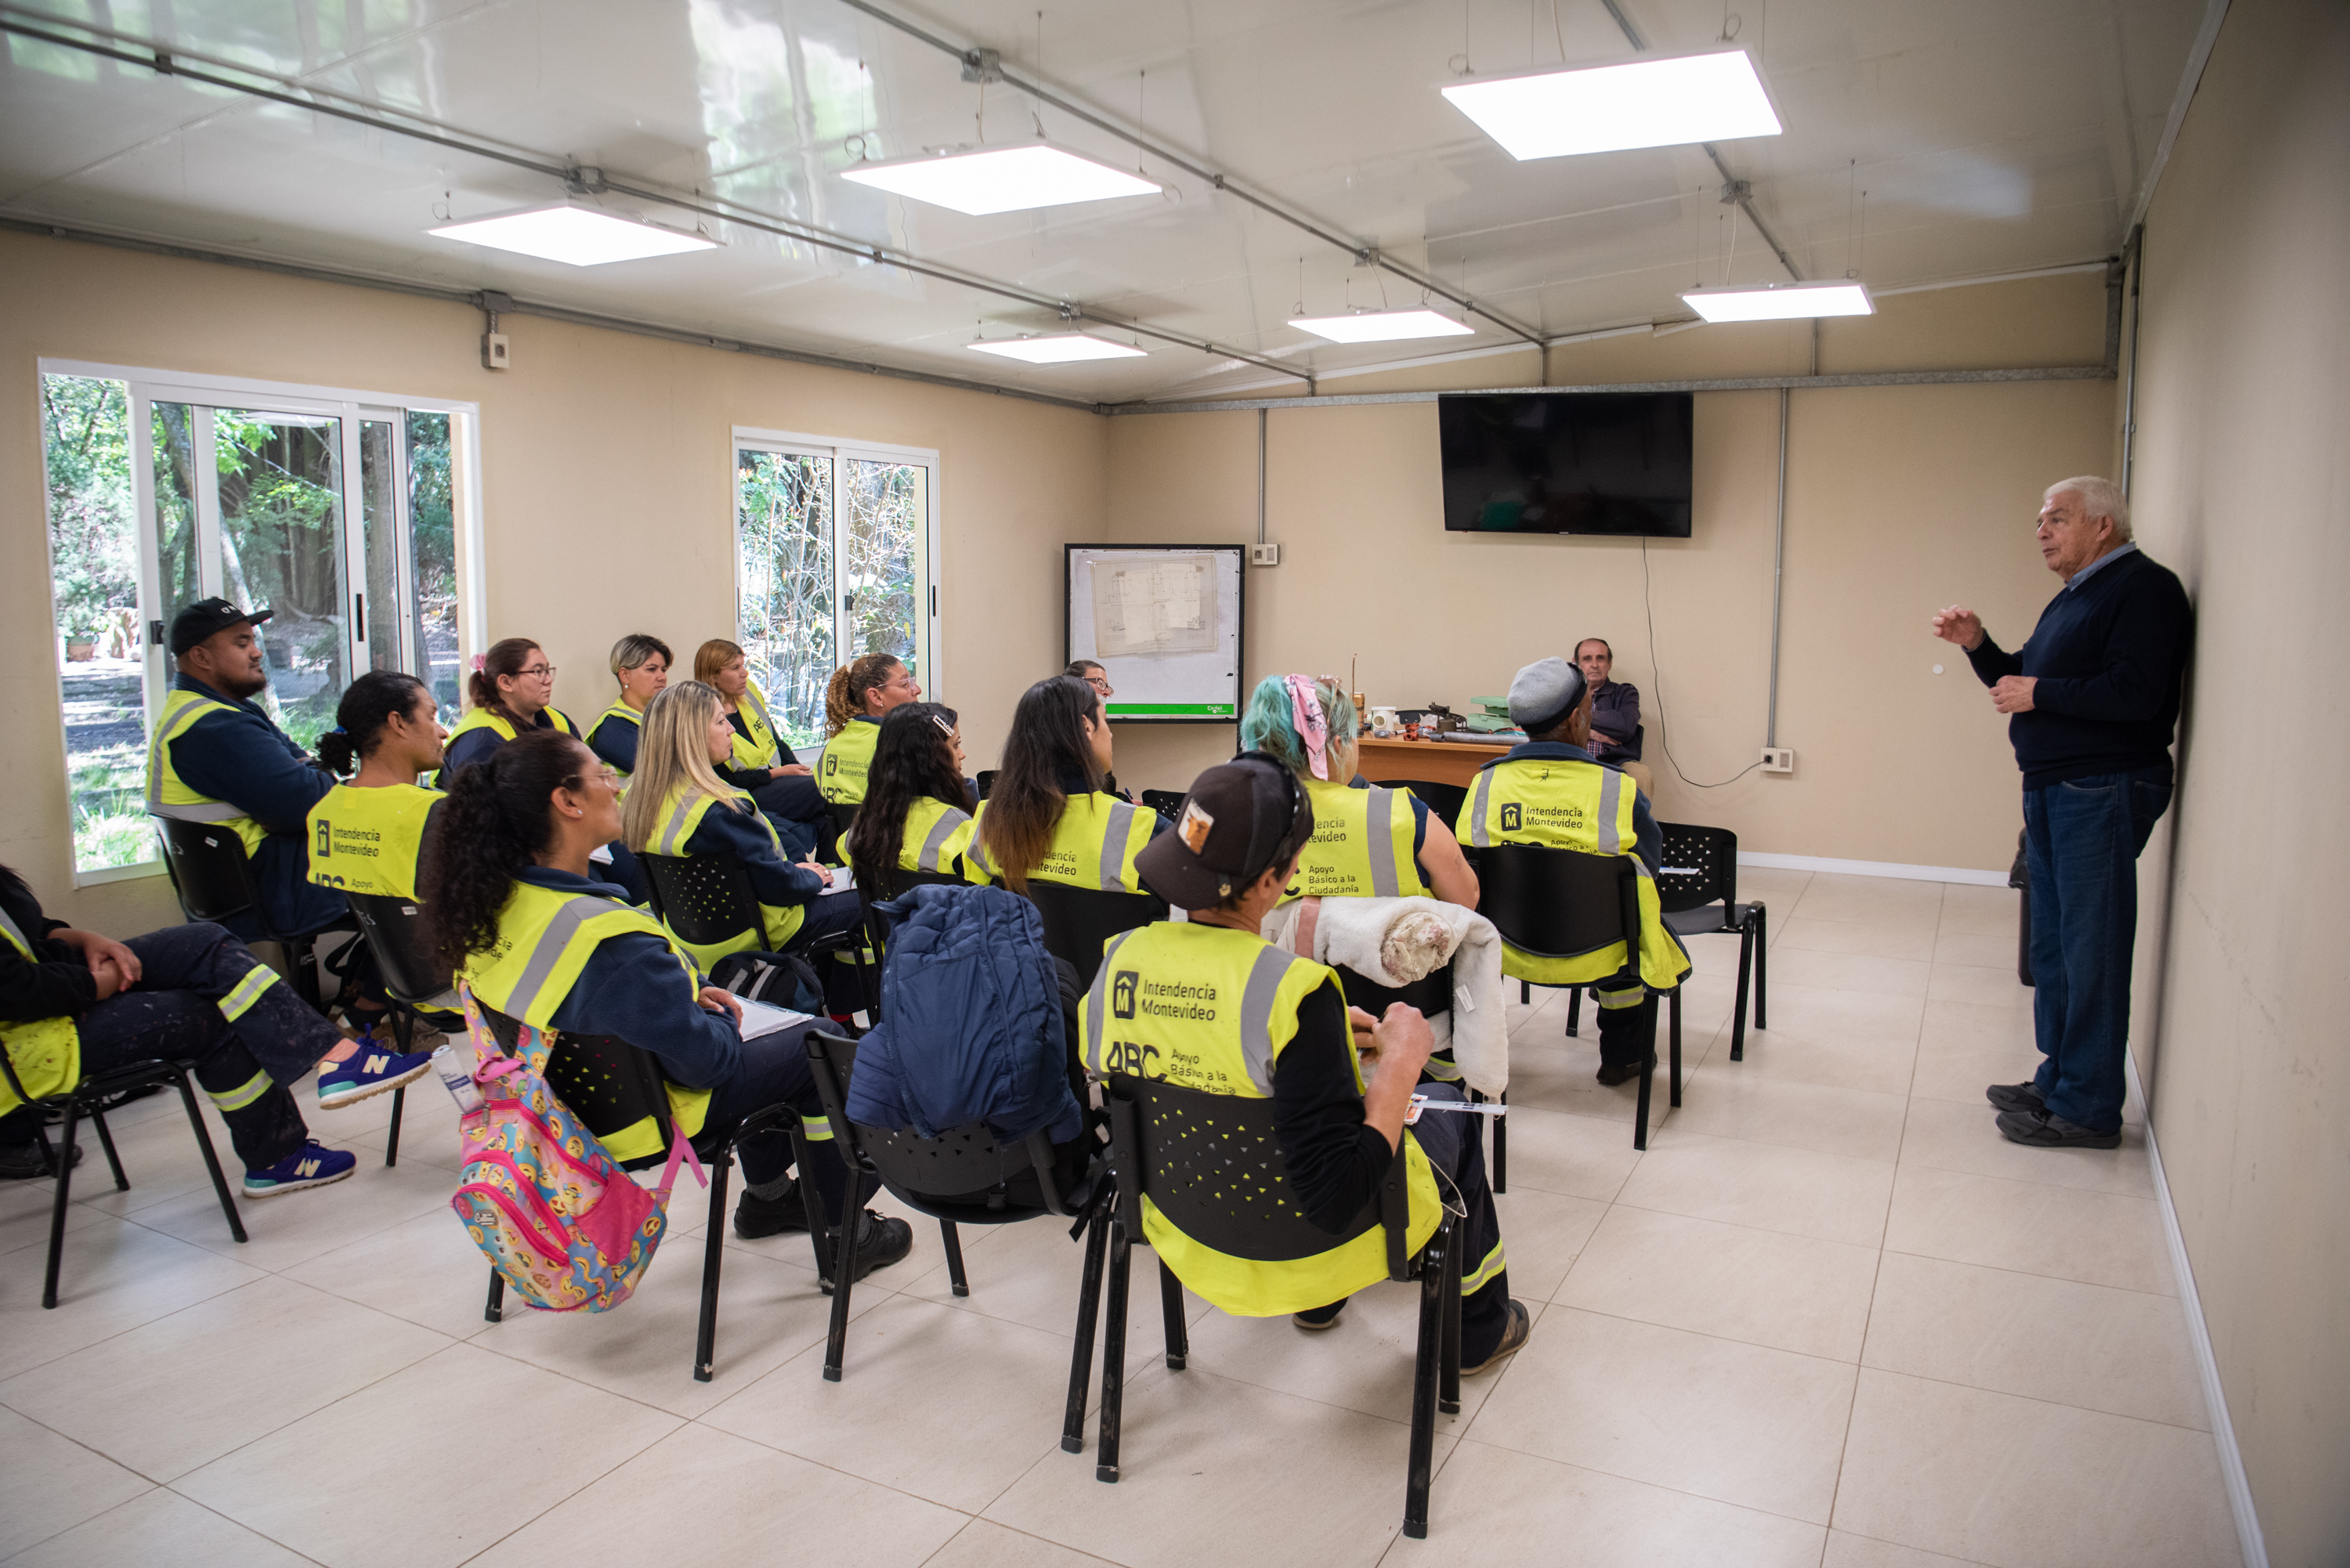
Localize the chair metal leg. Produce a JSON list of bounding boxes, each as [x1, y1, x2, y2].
[[1564, 985, 1582, 1038], [1730, 918, 1753, 1062], [484, 1267, 505, 1323], [822, 1176, 862, 1382], [1157, 1257, 1188, 1371], [1439, 1227, 1463, 1417], [940, 1219, 970, 1297], [285, 937, 322, 1013], [1493, 1092, 1506, 1194], [1518, 980, 1530, 1006], [91, 1108, 128, 1190], [1668, 988, 1683, 1107], [41, 1099, 81, 1310], [1095, 1215, 1133, 1483], [384, 1087, 405, 1169], [1632, 995, 1658, 1151], [1062, 1202, 1110, 1454], [790, 1129, 837, 1284], [1753, 905, 1768, 1030], [1404, 1219, 1449, 1539], [175, 1068, 245, 1248], [696, 1151, 732, 1382]]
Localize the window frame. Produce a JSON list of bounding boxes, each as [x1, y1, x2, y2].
[[38, 358, 485, 887], [729, 425, 943, 742]]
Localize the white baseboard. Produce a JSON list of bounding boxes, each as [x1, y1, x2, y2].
[[2127, 1053, 2268, 1568], [1736, 851, 2010, 887]]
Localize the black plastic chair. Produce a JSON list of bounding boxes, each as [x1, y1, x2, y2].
[[1382, 779, 1468, 831], [1021, 880, 1168, 990], [801, 1031, 1108, 1407], [826, 800, 860, 865], [1653, 822, 1766, 1058], [639, 848, 866, 1012], [1332, 959, 1506, 1190], [154, 817, 338, 1011], [3, 1046, 244, 1311], [847, 868, 967, 1018], [974, 770, 996, 801], [1471, 844, 1677, 1151], [340, 892, 457, 1167], [1092, 1072, 1460, 1539], [1137, 789, 1185, 822], [473, 1004, 820, 1382]]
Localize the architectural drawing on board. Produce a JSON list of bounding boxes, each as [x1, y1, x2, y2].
[[1090, 554, 1217, 658]]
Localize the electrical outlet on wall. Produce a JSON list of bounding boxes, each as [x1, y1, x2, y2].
[[1760, 747, 1795, 774], [1249, 543, 1281, 566], [481, 332, 511, 370]]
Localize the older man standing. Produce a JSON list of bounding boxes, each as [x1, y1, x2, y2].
[[1932, 477, 2191, 1150]]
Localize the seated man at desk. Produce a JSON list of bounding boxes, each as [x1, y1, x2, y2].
[[1576, 638, 1654, 797]]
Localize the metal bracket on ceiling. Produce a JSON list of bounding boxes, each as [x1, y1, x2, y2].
[[960, 47, 1002, 84], [565, 166, 608, 195], [1719, 179, 1752, 205]]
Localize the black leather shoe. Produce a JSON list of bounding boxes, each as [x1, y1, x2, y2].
[[1995, 1107, 2121, 1149], [1595, 1061, 1642, 1087], [1985, 1081, 2044, 1115], [819, 1211, 914, 1293], [1292, 1299, 1348, 1331], [0, 1141, 82, 1181], [732, 1179, 809, 1239]]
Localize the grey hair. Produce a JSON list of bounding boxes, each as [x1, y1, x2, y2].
[[2045, 476, 2131, 540], [608, 632, 672, 683]]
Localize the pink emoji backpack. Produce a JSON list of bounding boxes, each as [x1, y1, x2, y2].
[[448, 983, 702, 1312]]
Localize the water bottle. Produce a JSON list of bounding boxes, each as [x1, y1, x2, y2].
[[432, 1044, 483, 1115]]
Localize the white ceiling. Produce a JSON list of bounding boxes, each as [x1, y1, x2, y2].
[[0, 0, 2204, 404]]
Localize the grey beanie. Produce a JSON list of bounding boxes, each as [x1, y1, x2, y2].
[[1508, 656, 1588, 735]]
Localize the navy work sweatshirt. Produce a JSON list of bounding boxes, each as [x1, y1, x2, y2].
[[165, 676, 347, 937], [1965, 547, 2192, 790]]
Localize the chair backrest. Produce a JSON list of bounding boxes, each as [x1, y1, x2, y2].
[[1333, 960, 1453, 1021], [638, 851, 763, 946], [803, 1031, 1075, 1219], [974, 769, 996, 800], [1021, 880, 1168, 990], [1138, 789, 1185, 822], [154, 818, 261, 927], [827, 800, 859, 844], [1469, 844, 1640, 961], [1383, 779, 1467, 831], [344, 891, 453, 1005], [1654, 822, 1737, 916], [477, 1003, 676, 1170], [1102, 1072, 1408, 1280], [855, 868, 967, 940]]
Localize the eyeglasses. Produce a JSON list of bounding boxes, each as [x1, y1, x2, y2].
[[1086, 675, 1115, 696], [566, 765, 620, 789], [519, 665, 557, 678]]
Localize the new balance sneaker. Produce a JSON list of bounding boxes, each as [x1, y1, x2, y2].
[[243, 1141, 356, 1198], [316, 1042, 434, 1108]]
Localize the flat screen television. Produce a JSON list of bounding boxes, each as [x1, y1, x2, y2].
[[1437, 391, 1694, 537]]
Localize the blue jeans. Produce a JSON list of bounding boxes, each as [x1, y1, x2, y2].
[[2022, 768, 2172, 1134]]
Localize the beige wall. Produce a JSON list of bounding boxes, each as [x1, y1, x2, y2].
[[2124, 0, 2350, 1561], [1, 230, 1108, 932], [1105, 273, 2116, 875]]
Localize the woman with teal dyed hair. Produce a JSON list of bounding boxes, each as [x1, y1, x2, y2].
[[1239, 673, 1479, 909]]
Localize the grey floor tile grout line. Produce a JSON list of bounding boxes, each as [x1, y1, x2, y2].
[[1448, 1423, 1845, 1534], [1821, 1244, 1896, 1549], [1873, 1240, 2180, 1300], [1846, 1359, 2217, 1435], [449, 1409, 684, 1568]]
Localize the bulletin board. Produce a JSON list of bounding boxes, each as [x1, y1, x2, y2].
[[1064, 544, 1246, 723]]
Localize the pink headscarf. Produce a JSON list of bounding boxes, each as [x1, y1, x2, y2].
[[1284, 674, 1331, 780]]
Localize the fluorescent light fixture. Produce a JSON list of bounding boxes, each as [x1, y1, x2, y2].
[[426, 203, 718, 266], [1287, 309, 1476, 344], [1680, 280, 1876, 321], [967, 333, 1148, 363], [1441, 46, 1782, 161], [842, 143, 1161, 215]]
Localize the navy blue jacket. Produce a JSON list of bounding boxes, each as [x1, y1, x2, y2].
[[685, 799, 829, 909], [166, 675, 345, 937], [585, 713, 640, 776], [516, 866, 741, 1091], [1966, 548, 2192, 789], [1488, 740, 1663, 871], [439, 706, 580, 786], [844, 884, 1083, 1145]]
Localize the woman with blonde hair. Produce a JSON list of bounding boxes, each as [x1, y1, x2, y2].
[[692, 639, 829, 858], [816, 652, 924, 807], [620, 681, 862, 977]]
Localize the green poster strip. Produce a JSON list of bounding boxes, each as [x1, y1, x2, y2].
[[1108, 703, 1235, 717]]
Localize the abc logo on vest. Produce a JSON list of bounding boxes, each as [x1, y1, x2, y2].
[[1112, 970, 1139, 1021]]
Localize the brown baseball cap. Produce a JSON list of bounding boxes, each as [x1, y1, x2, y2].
[[1135, 753, 1316, 910]]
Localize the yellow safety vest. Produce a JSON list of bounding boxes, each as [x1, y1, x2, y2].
[[436, 704, 581, 788], [0, 906, 79, 1115], [1462, 755, 1691, 990], [895, 796, 985, 881], [729, 679, 787, 772], [1079, 922, 1444, 1317], [642, 784, 808, 966], [967, 791, 1155, 893], [146, 688, 269, 858], [458, 880, 710, 1161], [305, 782, 439, 899], [817, 717, 881, 804], [590, 702, 643, 786], [1285, 778, 1434, 904]]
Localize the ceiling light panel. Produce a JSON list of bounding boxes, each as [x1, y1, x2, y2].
[[426, 204, 718, 266], [843, 144, 1162, 216], [967, 333, 1148, 363], [1287, 309, 1477, 344], [1680, 280, 1876, 321], [1441, 47, 1782, 161]]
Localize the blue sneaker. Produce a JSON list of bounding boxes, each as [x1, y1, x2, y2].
[[243, 1140, 356, 1198], [316, 1039, 434, 1109]]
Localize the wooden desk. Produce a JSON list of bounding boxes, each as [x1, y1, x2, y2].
[[1355, 735, 1509, 789]]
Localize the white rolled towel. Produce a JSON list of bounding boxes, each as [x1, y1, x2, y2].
[[1260, 896, 1509, 1097]]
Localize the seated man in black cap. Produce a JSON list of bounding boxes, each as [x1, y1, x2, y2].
[[1462, 657, 1691, 1086], [147, 598, 354, 948], [1079, 753, 1530, 1370]]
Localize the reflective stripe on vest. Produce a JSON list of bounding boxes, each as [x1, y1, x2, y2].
[[0, 905, 80, 1115], [645, 785, 808, 965], [1288, 778, 1429, 903], [593, 703, 642, 785], [732, 679, 785, 771], [306, 782, 439, 899], [901, 797, 978, 876], [969, 792, 1152, 893], [817, 717, 880, 804], [146, 688, 266, 856], [1078, 922, 1442, 1317], [438, 704, 580, 783], [1467, 756, 1690, 991], [456, 883, 711, 1154]]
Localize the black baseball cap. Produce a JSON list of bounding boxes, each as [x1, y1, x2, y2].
[[168, 598, 272, 656], [1136, 753, 1317, 910]]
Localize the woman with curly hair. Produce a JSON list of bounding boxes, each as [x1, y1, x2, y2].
[[418, 729, 909, 1259], [844, 703, 985, 899], [815, 652, 924, 807]]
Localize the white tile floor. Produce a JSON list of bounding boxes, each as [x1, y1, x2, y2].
[[0, 871, 2242, 1567]]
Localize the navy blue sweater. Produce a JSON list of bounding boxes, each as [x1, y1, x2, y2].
[[1965, 548, 2192, 789], [167, 676, 346, 937]]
